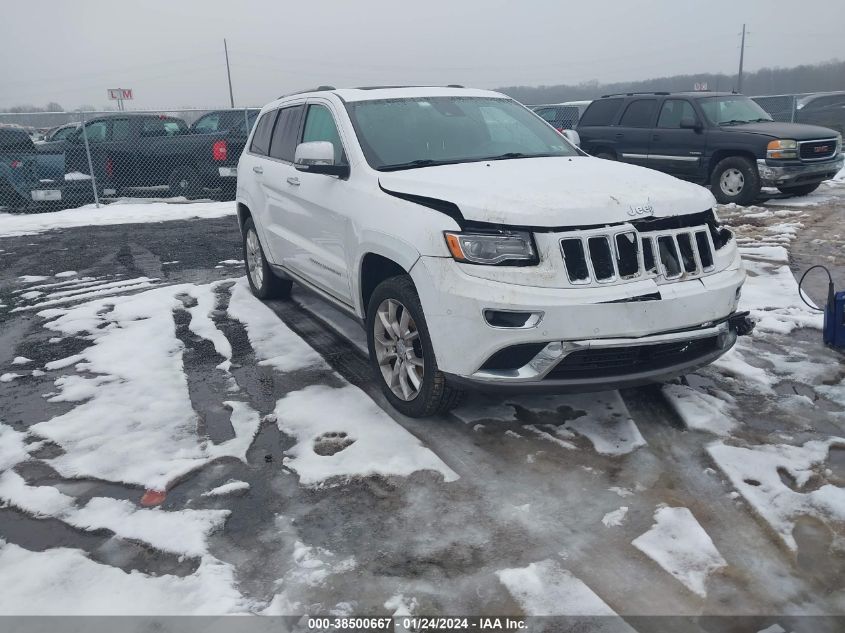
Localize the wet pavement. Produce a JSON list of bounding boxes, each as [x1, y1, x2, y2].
[[0, 185, 844, 628]]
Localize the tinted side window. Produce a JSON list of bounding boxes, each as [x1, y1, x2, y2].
[[268, 105, 304, 162], [619, 100, 657, 128], [193, 114, 220, 132], [302, 104, 346, 165], [84, 120, 110, 142], [657, 100, 697, 128], [578, 98, 624, 126], [0, 129, 35, 151], [112, 119, 132, 140], [249, 111, 277, 156]]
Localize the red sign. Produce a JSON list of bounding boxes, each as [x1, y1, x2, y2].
[[107, 88, 133, 100]]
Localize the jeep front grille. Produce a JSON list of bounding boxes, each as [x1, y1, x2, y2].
[[560, 225, 716, 284], [799, 138, 838, 161]]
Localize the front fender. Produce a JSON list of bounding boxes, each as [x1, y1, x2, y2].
[[353, 230, 421, 315]]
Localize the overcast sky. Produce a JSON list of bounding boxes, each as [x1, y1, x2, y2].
[[2, 0, 843, 111]]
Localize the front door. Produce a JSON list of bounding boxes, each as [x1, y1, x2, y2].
[[280, 101, 353, 304], [648, 99, 706, 180]]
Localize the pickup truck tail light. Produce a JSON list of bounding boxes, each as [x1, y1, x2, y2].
[[213, 140, 227, 161], [10, 160, 22, 168], [105, 156, 114, 178]]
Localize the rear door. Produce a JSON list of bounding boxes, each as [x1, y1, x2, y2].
[[259, 104, 306, 266], [239, 109, 280, 260], [648, 99, 706, 179], [615, 99, 658, 168]]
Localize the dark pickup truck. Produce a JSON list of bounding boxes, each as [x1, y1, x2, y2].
[[56, 113, 245, 199], [0, 126, 96, 211], [577, 92, 843, 205]]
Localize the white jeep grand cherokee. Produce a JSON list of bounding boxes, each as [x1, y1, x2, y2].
[[237, 86, 750, 417]]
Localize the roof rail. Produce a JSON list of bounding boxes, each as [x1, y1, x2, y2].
[[353, 84, 467, 90], [600, 91, 670, 98], [277, 85, 336, 99]]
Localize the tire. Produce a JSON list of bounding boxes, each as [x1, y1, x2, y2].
[[710, 156, 760, 205], [777, 182, 821, 197], [366, 275, 464, 418], [168, 166, 203, 199], [594, 150, 616, 161], [242, 217, 292, 300]]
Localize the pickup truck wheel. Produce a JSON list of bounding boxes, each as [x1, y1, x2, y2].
[[367, 275, 464, 418], [242, 217, 292, 299], [711, 156, 760, 205], [777, 182, 821, 197], [168, 167, 202, 200]]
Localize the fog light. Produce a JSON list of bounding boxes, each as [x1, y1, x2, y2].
[[483, 310, 543, 328]]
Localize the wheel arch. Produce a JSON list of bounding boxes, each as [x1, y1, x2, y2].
[[357, 240, 420, 318], [708, 149, 758, 179]]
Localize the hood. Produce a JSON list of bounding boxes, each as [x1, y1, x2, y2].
[[378, 156, 716, 227], [723, 121, 839, 140]]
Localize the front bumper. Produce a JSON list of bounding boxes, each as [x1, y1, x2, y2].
[[411, 255, 746, 388], [445, 314, 750, 393], [756, 154, 843, 188]]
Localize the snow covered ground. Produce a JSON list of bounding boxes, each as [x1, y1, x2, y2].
[[0, 198, 235, 238], [1, 187, 844, 621]]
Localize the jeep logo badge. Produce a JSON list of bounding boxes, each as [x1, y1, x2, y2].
[[628, 204, 654, 217]]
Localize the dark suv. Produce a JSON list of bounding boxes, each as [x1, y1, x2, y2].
[[577, 92, 843, 205]]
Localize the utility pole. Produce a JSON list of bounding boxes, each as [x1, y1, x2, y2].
[[736, 24, 746, 93], [224, 38, 235, 108]]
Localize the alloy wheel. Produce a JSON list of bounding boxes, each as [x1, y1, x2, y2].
[[245, 229, 264, 289], [373, 298, 424, 401]]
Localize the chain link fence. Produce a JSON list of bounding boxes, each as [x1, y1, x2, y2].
[[750, 91, 845, 135], [0, 108, 258, 212]]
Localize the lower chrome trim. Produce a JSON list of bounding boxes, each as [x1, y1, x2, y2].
[[470, 321, 731, 384]]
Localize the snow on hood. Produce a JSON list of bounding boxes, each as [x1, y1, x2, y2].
[[379, 156, 716, 227]]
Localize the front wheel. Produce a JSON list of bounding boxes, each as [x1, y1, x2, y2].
[[366, 275, 463, 418], [777, 182, 821, 197], [710, 156, 761, 205], [242, 217, 292, 299]]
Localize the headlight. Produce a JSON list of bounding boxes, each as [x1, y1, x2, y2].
[[836, 133, 843, 154], [767, 139, 798, 159], [444, 230, 538, 265]]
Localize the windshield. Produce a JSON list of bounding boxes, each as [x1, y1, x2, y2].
[[698, 96, 773, 125], [345, 96, 579, 171]]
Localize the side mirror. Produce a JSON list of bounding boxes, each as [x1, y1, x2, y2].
[[561, 129, 581, 147], [294, 141, 349, 177], [680, 118, 703, 132]]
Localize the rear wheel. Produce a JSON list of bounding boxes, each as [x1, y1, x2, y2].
[[710, 156, 760, 205], [168, 166, 203, 199], [366, 275, 463, 418], [242, 217, 292, 299], [777, 182, 821, 197]]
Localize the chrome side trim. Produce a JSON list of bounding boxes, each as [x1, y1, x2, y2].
[[647, 154, 699, 162]]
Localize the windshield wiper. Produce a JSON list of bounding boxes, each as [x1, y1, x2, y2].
[[378, 159, 449, 172], [719, 119, 752, 126]]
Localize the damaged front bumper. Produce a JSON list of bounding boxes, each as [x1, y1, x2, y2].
[[445, 312, 753, 393], [756, 154, 843, 188], [411, 253, 747, 392]]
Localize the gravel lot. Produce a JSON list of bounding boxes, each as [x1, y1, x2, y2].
[[0, 183, 844, 630]]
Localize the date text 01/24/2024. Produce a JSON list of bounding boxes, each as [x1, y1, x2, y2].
[[306, 617, 527, 631]]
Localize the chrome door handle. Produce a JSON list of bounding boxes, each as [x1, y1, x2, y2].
[[252, 166, 263, 174], [287, 177, 300, 186]]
